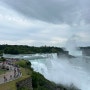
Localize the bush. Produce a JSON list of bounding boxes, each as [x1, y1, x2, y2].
[[32, 71, 56, 90], [17, 87, 29, 90], [16, 60, 31, 69]]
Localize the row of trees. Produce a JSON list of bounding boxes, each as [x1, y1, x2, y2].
[[0, 45, 65, 54]]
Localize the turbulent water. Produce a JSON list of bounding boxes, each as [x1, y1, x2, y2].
[[29, 53, 90, 90]]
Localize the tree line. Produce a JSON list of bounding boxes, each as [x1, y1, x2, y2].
[[0, 44, 65, 54]]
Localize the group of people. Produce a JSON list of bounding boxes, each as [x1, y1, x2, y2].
[[3, 59, 21, 83], [3, 67, 21, 83]]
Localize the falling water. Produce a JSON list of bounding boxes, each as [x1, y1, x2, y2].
[[30, 54, 90, 90]]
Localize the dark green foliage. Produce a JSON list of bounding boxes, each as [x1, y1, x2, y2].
[[26, 61, 31, 68], [32, 71, 56, 90], [16, 60, 31, 69], [0, 44, 64, 54], [4, 47, 19, 54], [17, 87, 29, 90], [0, 57, 6, 62]]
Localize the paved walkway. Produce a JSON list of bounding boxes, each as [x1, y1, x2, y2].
[[0, 63, 21, 84]]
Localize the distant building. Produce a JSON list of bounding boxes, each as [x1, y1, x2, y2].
[[80, 47, 90, 56]]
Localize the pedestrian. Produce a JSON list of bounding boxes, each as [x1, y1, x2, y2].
[[4, 75, 7, 82], [10, 75, 12, 80], [14, 68, 16, 78]]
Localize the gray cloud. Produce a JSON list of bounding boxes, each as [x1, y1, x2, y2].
[[1, 0, 90, 24], [0, 0, 90, 47]]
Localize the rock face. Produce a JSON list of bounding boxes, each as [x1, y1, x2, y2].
[[16, 77, 33, 90]]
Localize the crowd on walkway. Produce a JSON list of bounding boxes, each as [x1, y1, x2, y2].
[[0, 58, 22, 84], [3, 67, 21, 83]]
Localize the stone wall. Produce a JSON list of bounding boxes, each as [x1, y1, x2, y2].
[[16, 77, 33, 90]]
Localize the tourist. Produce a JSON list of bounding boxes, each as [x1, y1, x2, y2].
[[10, 75, 12, 80], [14, 68, 16, 78], [4, 75, 7, 82]]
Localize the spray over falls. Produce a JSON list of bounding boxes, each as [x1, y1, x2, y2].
[[30, 53, 90, 90]]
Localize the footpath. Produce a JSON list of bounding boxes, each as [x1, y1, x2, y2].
[[0, 63, 21, 84]]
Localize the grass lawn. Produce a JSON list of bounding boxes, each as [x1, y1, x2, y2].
[[0, 67, 32, 90], [0, 69, 7, 75]]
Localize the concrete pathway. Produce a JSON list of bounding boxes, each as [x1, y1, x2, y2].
[[0, 63, 21, 84]]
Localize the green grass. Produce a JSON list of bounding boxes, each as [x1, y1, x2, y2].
[[0, 69, 7, 75]]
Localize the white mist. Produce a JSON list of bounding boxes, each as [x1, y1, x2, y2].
[[65, 35, 82, 56]]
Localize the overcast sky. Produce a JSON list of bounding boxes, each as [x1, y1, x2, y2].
[[0, 0, 90, 47]]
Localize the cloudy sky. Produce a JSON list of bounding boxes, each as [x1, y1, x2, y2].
[[0, 0, 90, 47]]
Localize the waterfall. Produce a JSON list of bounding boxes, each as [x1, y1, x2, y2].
[[30, 54, 90, 90]]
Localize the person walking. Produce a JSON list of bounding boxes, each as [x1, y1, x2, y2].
[[10, 75, 12, 80], [4, 75, 7, 83]]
